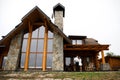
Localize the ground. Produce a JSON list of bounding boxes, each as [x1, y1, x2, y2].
[[0, 71, 120, 80]]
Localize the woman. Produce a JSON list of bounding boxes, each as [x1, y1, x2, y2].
[[74, 56, 82, 71]]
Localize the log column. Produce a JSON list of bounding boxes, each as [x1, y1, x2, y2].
[[0, 56, 3, 69], [95, 53, 99, 70], [100, 50, 111, 70], [42, 24, 48, 71], [70, 57, 74, 64], [101, 50, 105, 64], [24, 21, 32, 71]]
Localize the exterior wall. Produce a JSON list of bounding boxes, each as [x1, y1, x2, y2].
[[52, 33, 63, 71], [52, 11, 64, 71], [4, 31, 23, 70]]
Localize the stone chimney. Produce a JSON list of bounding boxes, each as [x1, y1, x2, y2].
[[53, 3, 65, 31], [52, 3, 65, 71]]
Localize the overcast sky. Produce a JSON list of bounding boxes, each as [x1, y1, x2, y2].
[[0, 0, 120, 56]]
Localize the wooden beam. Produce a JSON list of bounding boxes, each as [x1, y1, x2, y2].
[[24, 21, 32, 71], [101, 50, 105, 64], [42, 23, 48, 71], [33, 22, 44, 26], [64, 45, 109, 50]]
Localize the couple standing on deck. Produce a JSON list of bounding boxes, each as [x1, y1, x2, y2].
[[74, 56, 82, 71]]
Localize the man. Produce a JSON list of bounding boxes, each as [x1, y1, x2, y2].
[[74, 56, 82, 71]]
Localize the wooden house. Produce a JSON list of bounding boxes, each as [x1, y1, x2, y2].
[[0, 3, 109, 71]]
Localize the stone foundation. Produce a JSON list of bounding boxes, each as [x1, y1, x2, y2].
[[4, 31, 23, 70], [100, 63, 111, 71]]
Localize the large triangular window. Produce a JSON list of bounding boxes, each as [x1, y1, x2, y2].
[[20, 26, 53, 69]]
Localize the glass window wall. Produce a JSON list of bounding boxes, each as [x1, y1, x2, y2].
[[21, 26, 53, 69]]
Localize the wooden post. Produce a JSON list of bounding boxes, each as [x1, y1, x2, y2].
[[101, 50, 105, 64], [0, 56, 3, 69], [24, 21, 32, 71], [95, 53, 99, 70], [70, 57, 74, 64], [64, 57, 66, 71], [42, 25, 48, 71]]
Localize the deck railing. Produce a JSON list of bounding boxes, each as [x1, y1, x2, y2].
[[64, 44, 109, 50]]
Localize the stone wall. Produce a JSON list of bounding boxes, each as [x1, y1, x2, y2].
[[4, 31, 23, 70], [52, 33, 64, 71], [100, 63, 111, 71]]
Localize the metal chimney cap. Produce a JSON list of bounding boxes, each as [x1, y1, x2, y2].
[[53, 3, 65, 17]]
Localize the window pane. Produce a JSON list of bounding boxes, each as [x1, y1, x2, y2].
[[39, 26, 45, 38], [47, 53, 52, 68], [48, 31, 53, 38], [29, 53, 36, 68], [36, 53, 42, 68], [37, 40, 44, 52], [32, 29, 38, 38], [86, 57, 90, 62], [77, 40, 82, 45], [24, 33, 28, 38], [2, 56, 7, 68], [47, 39, 53, 52], [30, 40, 37, 52], [22, 39, 27, 52], [20, 53, 25, 68], [72, 40, 76, 45], [66, 57, 70, 66]]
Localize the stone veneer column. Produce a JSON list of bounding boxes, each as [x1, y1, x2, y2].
[[52, 32, 63, 71], [54, 11, 63, 30], [52, 4, 64, 71], [4, 31, 23, 70]]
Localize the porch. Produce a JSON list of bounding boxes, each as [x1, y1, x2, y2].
[[64, 44, 109, 71]]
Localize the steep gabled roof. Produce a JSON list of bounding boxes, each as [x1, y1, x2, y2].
[[0, 6, 71, 46], [22, 6, 50, 21]]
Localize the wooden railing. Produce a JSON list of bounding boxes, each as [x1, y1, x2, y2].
[[64, 44, 109, 50]]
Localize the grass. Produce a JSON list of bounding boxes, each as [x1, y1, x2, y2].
[[0, 71, 120, 80], [40, 71, 120, 80]]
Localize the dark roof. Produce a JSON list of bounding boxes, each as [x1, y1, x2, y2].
[[68, 35, 99, 45], [22, 6, 50, 21], [85, 38, 99, 45], [53, 3, 65, 17], [68, 35, 87, 40], [0, 6, 71, 46]]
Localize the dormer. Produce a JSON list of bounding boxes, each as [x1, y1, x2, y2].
[[68, 35, 87, 45]]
